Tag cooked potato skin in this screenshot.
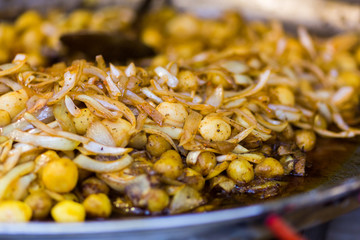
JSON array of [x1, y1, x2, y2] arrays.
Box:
[[146, 134, 172, 157], [0, 89, 28, 119], [73, 108, 98, 135], [227, 159, 254, 183], [191, 152, 217, 176], [51, 200, 85, 222], [81, 177, 110, 198], [156, 102, 188, 127], [0, 200, 32, 222], [83, 193, 112, 218], [199, 116, 231, 141], [146, 188, 169, 212], [255, 157, 284, 178], [154, 150, 183, 179], [295, 130, 316, 152], [41, 158, 78, 193], [24, 191, 53, 219], [0, 109, 11, 127]]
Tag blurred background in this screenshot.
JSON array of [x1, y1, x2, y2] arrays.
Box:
[[0, 0, 360, 239]]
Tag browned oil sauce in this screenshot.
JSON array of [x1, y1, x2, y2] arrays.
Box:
[[110, 137, 360, 217], [216, 137, 360, 209]]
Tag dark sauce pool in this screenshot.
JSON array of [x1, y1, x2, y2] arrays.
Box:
[[108, 137, 360, 219], [213, 137, 360, 210]]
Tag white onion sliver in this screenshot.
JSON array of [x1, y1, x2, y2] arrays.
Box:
[[331, 86, 354, 106], [82, 141, 132, 155], [206, 85, 223, 108], [141, 87, 163, 104], [154, 66, 179, 88], [232, 145, 249, 154], [0, 77, 22, 91], [65, 95, 81, 117], [0, 161, 34, 200], [104, 76, 121, 97], [125, 63, 136, 77], [186, 151, 202, 165], [143, 124, 183, 140], [9, 129, 79, 151], [48, 71, 77, 104], [74, 154, 133, 173]]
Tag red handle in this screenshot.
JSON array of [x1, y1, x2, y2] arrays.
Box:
[[265, 214, 307, 240]]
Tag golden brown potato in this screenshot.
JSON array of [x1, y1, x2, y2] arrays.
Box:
[[146, 134, 172, 157], [227, 159, 254, 183], [154, 150, 183, 179], [255, 157, 284, 178], [41, 158, 78, 193], [51, 200, 85, 222], [24, 191, 53, 220], [83, 193, 112, 218], [0, 89, 28, 119], [191, 152, 217, 176]]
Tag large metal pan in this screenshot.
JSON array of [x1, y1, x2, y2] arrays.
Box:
[[0, 1, 360, 239], [0, 142, 359, 240]]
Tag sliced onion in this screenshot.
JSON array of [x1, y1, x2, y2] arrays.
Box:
[[238, 153, 264, 164], [154, 66, 179, 88], [3, 148, 21, 172], [314, 128, 355, 138], [104, 75, 121, 97], [216, 153, 237, 162], [141, 87, 163, 104], [224, 69, 271, 102], [220, 60, 249, 74], [0, 77, 22, 91], [143, 124, 183, 140], [0, 107, 54, 136], [186, 151, 202, 165], [0, 161, 34, 200], [228, 126, 255, 144], [48, 71, 77, 104], [125, 63, 136, 77], [169, 185, 203, 214], [23, 112, 88, 143], [10, 173, 36, 200], [86, 121, 116, 146], [9, 129, 79, 151], [232, 144, 249, 154], [64, 95, 81, 117], [179, 110, 202, 146], [0, 54, 27, 77], [4, 143, 39, 172], [0, 140, 13, 163], [274, 109, 301, 122], [110, 63, 122, 80], [94, 95, 136, 127], [143, 127, 179, 151], [97, 171, 135, 193], [206, 161, 229, 180], [74, 94, 117, 119], [74, 154, 132, 173], [175, 97, 216, 113], [331, 86, 354, 107], [126, 90, 164, 126], [206, 85, 223, 108], [82, 141, 132, 156], [298, 26, 316, 59], [332, 111, 350, 131], [251, 129, 273, 141], [224, 98, 247, 109], [83, 65, 107, 80], [256, 114, 288, 132]]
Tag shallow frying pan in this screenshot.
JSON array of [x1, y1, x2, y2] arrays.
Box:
[[0, 0, 360, 239]]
